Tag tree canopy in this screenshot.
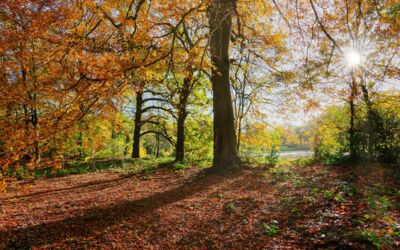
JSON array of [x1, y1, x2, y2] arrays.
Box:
[[1, 0, 399, 188]]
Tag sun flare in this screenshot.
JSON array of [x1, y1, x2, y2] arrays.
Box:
[[345, 49, 362, 68]]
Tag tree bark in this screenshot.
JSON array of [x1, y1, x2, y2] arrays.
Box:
[[360, 82, 375, 161], [236, 120, 242, 152], [349, 77, 357, 160], [175, 77, 191, 162], [77, 120, 84, 159], [155, 132, 160, 158], [31, 103, 40, 162], [124, 134, 130, 157], [208, 0, 240, 171], [175, 114, 186, 162], [132, 91, 143, 158]]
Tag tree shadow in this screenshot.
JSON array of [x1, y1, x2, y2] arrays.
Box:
[[2, 173, 137, 201], [4, 164, 389, 249], [1, 168, 245, 249], [2, 158, 175, 201]]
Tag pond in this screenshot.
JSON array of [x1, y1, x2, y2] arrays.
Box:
[[277, 150, 314, 159], [241, 150, 314, 159]]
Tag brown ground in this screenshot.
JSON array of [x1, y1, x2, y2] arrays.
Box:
[[0, 163, 399, 249]]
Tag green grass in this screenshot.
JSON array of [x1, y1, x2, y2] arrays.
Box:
[[262, 221, 280, 237], [224, 202, 236, 212]]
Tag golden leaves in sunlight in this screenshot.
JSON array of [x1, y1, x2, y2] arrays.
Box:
[[1, 0, 399, 192]]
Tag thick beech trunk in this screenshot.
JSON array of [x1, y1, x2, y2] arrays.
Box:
[[132, 91, 143, 158], [208, 0, 240, 171]]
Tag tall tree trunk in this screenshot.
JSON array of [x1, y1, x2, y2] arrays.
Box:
[[175, 114, 186, 162], [236, 120, 242, 152], [175, 77, 191, 162], [208, 0, 240, 171], [31, 104, 40, 162], [360, 83, 375, 161], [124, 134, 130, 157], [77, 120, 84, 160], [349, 78, 357, 160], [235, 88, 247, 153], [132, 91, 143, 158], [155, 132, 160, 158]]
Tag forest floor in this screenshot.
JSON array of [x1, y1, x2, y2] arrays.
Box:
[[1, 160, 399, 249]]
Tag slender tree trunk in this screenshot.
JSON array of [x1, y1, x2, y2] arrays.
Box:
[[155, 132, 160, 158], [31, 105, 40, 162], [208, 0, 240, 171], [175, 114, 186, 162], [175, 77, 191, 162], [236, 123, 242, 152], [132, 91, 143, 158], [124, 134, 130, 157], [236, 118, 242, 152], [77, 120, 84, 159], [236, 88, 247, 153], [110, 123, 117, 156], [349, 78, 357, 160], [360, 83, 375, 161]]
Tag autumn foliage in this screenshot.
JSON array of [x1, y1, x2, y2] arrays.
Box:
[[1, 0, 400, 248]]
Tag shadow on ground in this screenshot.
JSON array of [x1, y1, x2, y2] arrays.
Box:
[[1, 168, 246, 249]]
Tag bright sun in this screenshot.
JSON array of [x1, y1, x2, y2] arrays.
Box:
[[345, 50, 362, 67]]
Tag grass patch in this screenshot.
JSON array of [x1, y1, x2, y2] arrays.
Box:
[[262, 221, 279, 237], [266, 165, 294, 183], [173, 162, 192, 172], [224, 202, 236, 212]]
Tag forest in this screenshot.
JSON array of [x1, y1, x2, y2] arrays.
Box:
[[0, 0, 400, 249]]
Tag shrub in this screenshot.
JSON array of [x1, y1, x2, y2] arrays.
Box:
[[310, 106, 349, 164], [356, 230, 382, 249]]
